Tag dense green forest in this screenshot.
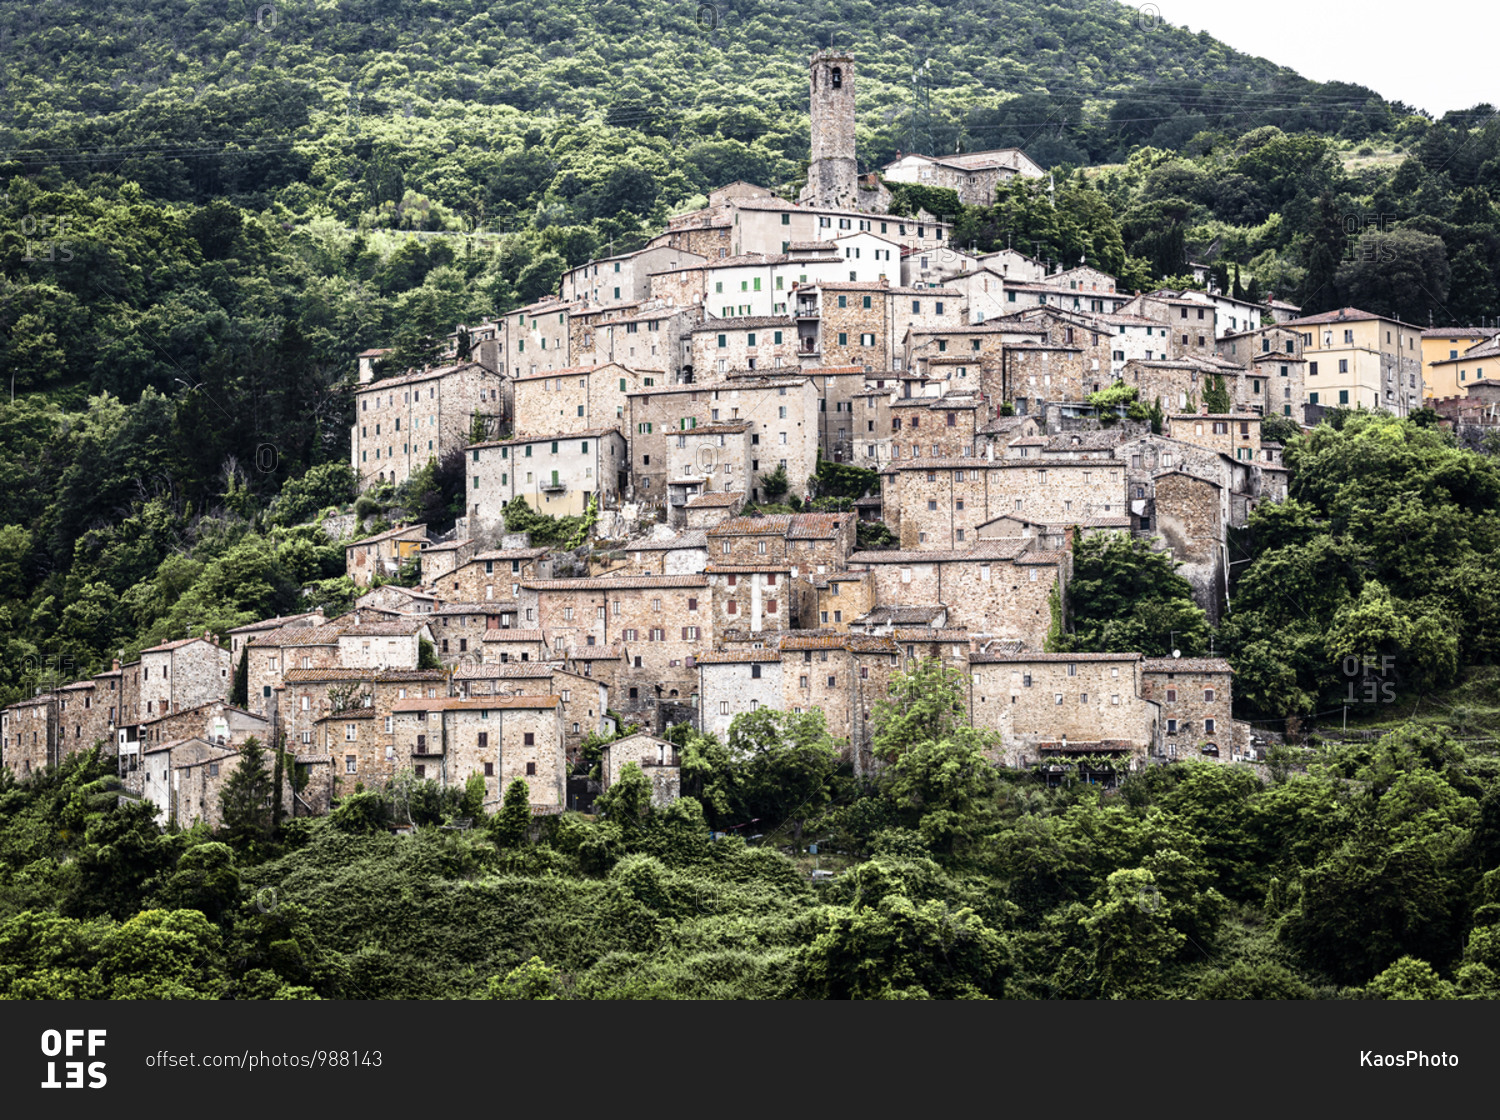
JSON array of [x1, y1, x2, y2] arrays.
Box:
[[4, 660, 1498, 999]]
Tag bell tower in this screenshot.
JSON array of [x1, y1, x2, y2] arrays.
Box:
[[801, 49, 858, 210]]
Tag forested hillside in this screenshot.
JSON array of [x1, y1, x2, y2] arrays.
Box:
[[2, 0, 1500, 703]]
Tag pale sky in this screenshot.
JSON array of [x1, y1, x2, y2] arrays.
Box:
[[1139, 0, 1493, 116]]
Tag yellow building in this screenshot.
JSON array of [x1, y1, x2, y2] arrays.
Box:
[[1421, 328, 1500, 398], [1280, 307, 1424, 415]]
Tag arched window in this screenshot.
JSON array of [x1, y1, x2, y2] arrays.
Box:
[[831, 67, 842, 89]]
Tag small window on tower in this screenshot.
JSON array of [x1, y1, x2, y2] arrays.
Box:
[[831, 67, 842, 89]]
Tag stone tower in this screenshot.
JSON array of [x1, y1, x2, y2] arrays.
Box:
[[801, 49, 858, 210]]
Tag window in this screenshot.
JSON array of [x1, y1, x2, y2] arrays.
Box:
[[751, 663, 762, 679], [1204, 688, 1215, 702], [1167, 719, 1178, 734], [346, 755, 357, 774], [1204, 718, 1216, 733], [345, 723, 358, 741]]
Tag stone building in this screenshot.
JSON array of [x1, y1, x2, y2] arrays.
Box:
[[510, 363, 642, 438], [600, 731, 682, 806], [468, 428, 627, 526], [525, 574, 711, 713], [141, 738, 297, 831], [627, 377, 820, 503], [437, 548, 552, 602], [1216, 324, 1308, 418], [665, 421, 753, 513], [1163, 412, 1262, 463], [139, 634, 233, 723], [560, 246, 708, 306], [345, 523, 429, 587], [682, 490, 746, 530], [501, 296, 578, 379], [846, 542, 1063, 646], [1, 694, 55, 778], [352, 361, 503, 491], [139, 700, 270, 753], [706, 563, 798, 638], [390, 696, 565, 811], [418, 538, 475, 585], [690, 317, 802, 379], [613, 530, 710, 576], [883, 459, 1127, 550], [778, 634, 902, 768], [452, 662, 607, 761], [796, 281, 965, 372], [968, 652, 1160, 773], [479, 629, 554, 665], [696, 651, 784, 740], [880, 148, 1044, 206], [1141, 658, 1237, 761], [335, 617, 434, 671]]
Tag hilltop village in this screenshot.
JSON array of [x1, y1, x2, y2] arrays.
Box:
[[3, 51, 1467, 827]]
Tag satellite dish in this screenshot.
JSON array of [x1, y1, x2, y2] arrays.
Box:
[[1172, 649, 1181, 658]]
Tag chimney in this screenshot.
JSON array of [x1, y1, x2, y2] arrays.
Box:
[[113, 659, 120, 671]]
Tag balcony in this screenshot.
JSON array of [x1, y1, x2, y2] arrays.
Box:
[[540, 480, 567, 492], [638, 752, 681, 768], [795, 304, 820, 320]]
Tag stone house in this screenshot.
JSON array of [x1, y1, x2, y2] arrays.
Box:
[[352, 361, 504, 491], [55, 678, 115, 763], [501, 296, 578, 379], [1163, 412, 1262, 464], [665, 421, 753, 513], [690, 317, 802, 379], [526, 574, 710, 713], [415, 539, 474, 588], [706, 563, 798, 638], [846, 542, 1063, 646], [696, 651, 784, 740], [480, 629, 553, 665], [334, 617, 434, 670], [141, 738, 237, 830], [627, 377, 820, 503], [226, 612, 323, 662], [682, 490, 746, 530], [796, 282, 964, 372], [1216, 325, 1308, 418], [778, 634, 902, 768], [278, 667, 447, 759], [1, 694, 55, 778], [453, 663, 606, 761], [345, 523, 429, 588], [880, 148, 1044, 205], [560, 246, 708, 306], [968, 652, 1160, 773], [511, 363, 643, 439], [468, 428, 627, 527], [1141, 658, 1238, 761], [575, 304, 702, 380], [139, 634, 233, 724], [613, 530, 709, 576], [883, 459, 1127, 550], [139, 700, 270, 754], [811, 569, 874, 631], [248, 621, 353, 718], [390, 696, 565, 811], [437, 549, 552, 603], [600, 731, 682, 807], [1118, 292, 1220, 357]]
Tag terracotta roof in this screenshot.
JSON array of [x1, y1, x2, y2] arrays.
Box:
[[705, 563, 792, 574], [277, 624, 354, 648], [227, 612, 323, 634], [523, 575, 707, 591], [685, 491, 747, 508], [855, 605, 947, 625], [281, 668, 448, 683], [142, 636, 220, 653], [566, 650, 621, 660], [480, 630, 549, 642], [787, 513, 853, 538], [469, 548, 551, 562], [339, 619, 431, 637], [1045, 431, 1123, 451], [893, 628, 972, 642], [1141, 658, 1234, 673], [469, 428, 621, 449], [1423, 327, 1500, 339], [695, 650, 782, 664], [453, 663, 579, 680], [707, 515, 793, 536], [391, 696, 559, 713], [970, 652, 1142, 664], [624, 530, 708, 551], [355, 361, 490, 393], [1278, 306, 1423, 330], [690, 316, 797, 331], [780, 634, 854, 651], [848, 542, 1029, 563], [346, 524, 428, 549]]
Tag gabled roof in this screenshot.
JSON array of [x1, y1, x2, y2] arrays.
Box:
[[346, 523, 428, 549]]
